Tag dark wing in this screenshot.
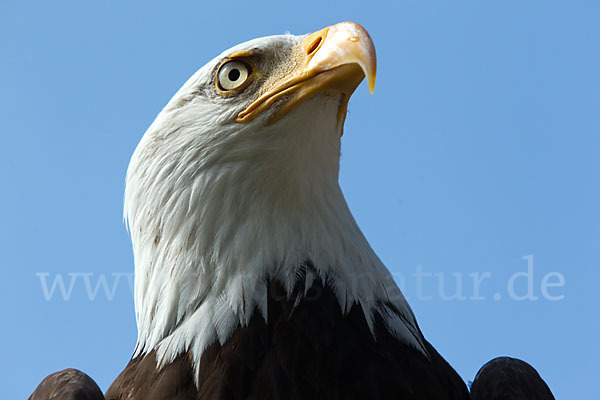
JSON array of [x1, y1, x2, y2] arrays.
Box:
[[470, 356, 555, 400], [29, 368, 105, 400]]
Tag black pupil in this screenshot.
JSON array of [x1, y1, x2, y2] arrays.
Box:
[[228, 68, 241, 81]]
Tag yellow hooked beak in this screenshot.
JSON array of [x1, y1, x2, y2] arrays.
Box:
[[235, 21, 377, 126]]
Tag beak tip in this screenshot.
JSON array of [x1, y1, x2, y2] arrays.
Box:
[[367, 75, 376, 94]]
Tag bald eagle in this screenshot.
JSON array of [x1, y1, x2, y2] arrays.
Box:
[[30, 22, 554, 400]]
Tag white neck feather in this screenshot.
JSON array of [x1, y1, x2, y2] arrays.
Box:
[[124, 94, 426, 380]]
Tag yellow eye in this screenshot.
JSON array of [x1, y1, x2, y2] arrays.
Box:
[[217, 60, 251, 91]]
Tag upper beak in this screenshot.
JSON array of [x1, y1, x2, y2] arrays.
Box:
[[236, 21, 377, 124]]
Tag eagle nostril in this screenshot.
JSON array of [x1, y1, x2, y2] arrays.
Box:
[[307, 36, 322, 56]]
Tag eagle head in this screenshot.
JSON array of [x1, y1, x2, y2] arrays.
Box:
[[124, 22, 423, 373]]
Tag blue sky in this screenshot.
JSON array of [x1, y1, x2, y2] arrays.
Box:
[[1, 1, 598, 398]]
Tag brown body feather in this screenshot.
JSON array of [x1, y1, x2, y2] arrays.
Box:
[[105, 276, 469, 400]]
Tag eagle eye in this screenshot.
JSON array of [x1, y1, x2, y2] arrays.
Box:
[[217, 60, 251, 92]]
